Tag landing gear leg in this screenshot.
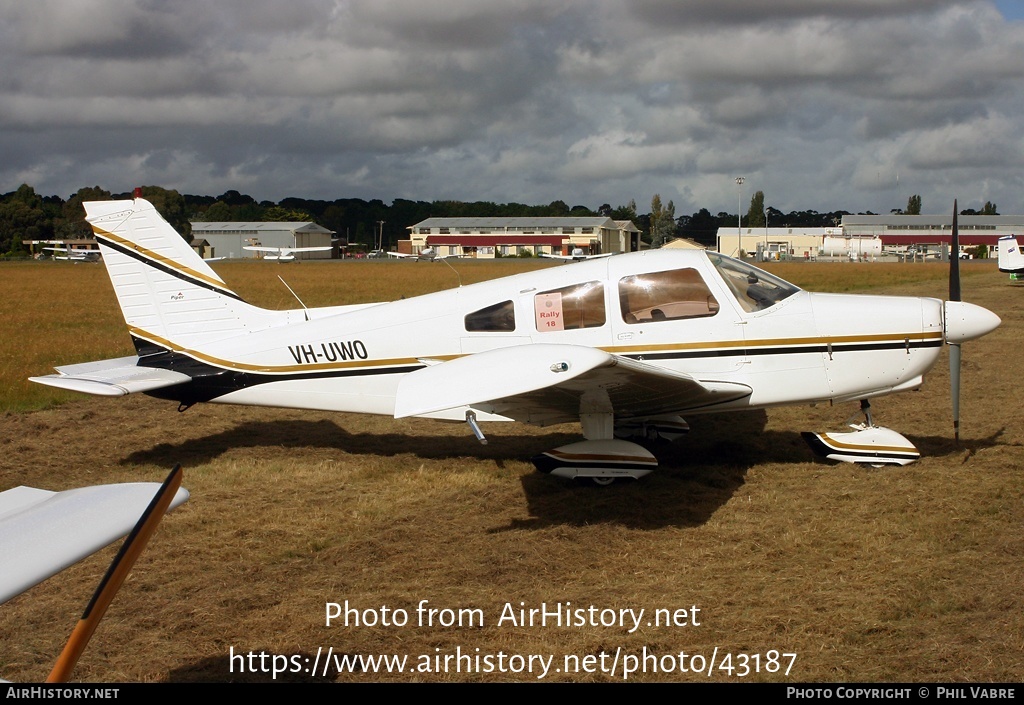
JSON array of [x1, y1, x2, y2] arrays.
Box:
[[846, 399, 874, 428]]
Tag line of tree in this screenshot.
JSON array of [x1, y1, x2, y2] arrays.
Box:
[[0, 183, 1003, 257], [891, 194, 999, 217]]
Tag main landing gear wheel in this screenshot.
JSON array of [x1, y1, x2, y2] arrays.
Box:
[[532, 439, 657, 483]]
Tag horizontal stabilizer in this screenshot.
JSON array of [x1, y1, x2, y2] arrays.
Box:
[[0, 481, 189, 604], [29, 356, 191, 397]]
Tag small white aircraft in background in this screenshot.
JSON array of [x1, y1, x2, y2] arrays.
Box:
[[43, 246, 101, 262], [31, 197, 999, 483], [997, 235, 1024, 282], [387, 246, 465, 261], [1, 466, 187, 681], [542, 247, 615, 262], [243, 244, 333, 262]]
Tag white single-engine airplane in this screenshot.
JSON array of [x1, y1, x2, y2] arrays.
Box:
[[31, 197, 1000, 483], [542, 247, 615, 262], [387, 246, 464, 262], [997, 235, 1024, 281], [243, 244, 333, 262], [43, 246, 101, 262]]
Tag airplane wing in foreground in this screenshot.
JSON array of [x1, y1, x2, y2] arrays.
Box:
[[394, 343, 752, 426], [0, 472, 189, 605]]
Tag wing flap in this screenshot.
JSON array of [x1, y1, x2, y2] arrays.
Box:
[[0, 482, 189, 604], [395, 344, 752, 425], [29, 356, 191, 397]]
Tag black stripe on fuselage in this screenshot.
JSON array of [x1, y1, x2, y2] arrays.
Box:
[[624, 338, 942, 361], [136, 337, 940, 405], [96, 235, 243, 301], [136, 347, 423, 404]]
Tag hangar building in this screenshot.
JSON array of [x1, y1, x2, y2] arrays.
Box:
[[190, 221, 335, 260]]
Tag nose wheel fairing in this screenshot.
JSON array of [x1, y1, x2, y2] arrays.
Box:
[[801, 425, 920, 466]]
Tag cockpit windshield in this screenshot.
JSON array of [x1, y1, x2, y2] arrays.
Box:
[[706, 252, 801, 312]]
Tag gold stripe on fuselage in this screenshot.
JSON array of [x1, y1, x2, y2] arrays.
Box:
[[131, 326, 942, 378], [130, 327, 454, 374], [604, 330, 942, 356]]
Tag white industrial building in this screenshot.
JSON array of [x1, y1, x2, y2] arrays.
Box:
[[715, 212, 1024, 260], [840, 214, 1020, 257], [716, 227, 843, 261]]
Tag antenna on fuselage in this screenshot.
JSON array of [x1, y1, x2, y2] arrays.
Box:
[[278, 275, 311, 321], [441, 257, 463, 287]]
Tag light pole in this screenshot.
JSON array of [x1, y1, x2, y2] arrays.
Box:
[[735, 177, 745, 257], [764, 207, 769, 261]]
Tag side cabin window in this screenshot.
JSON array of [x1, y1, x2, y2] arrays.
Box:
[[619, 269, 719, 324], [465, 300, 516, 332], [535, 282, 605, 332]]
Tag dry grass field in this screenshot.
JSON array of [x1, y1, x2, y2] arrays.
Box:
[[0, 258, 1020, 683]]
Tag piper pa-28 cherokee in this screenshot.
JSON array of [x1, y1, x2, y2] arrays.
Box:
[[31, 196, 1000, 483]]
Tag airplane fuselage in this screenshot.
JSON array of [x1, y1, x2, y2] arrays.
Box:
[[166, 249, 944, 420]]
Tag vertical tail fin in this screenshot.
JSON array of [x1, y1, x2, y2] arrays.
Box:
[[87, 198, 289, 352], [997, 235, 1024, 274]]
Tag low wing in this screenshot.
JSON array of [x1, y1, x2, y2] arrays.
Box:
[[395, 343, 751, 425], [0, 477, 189, 604], [386, 251, 416, 259], [29, 356, 191, 397], [44, 247, 99, 261], [541, 252, 616, 261], [244, 245, 330, 256]]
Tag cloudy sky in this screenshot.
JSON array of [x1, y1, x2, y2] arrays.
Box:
[[2, 0, 1023, 216]]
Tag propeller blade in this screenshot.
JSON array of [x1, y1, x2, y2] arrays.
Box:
[[949, 343, 961, 443], [46, 465, 184, 683], [950, 200, 961, 302], [949, 200, 961, 442]]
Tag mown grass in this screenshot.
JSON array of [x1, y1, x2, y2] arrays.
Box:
[[0, 258, 1019, 682]]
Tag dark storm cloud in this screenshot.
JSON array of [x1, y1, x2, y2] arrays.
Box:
[[0, 0, 1022, 215]]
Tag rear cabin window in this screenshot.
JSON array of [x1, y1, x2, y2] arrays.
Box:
[[618, 269, 719, 324], [465, 300, 516, 332], [535, 282, 605, 331]]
